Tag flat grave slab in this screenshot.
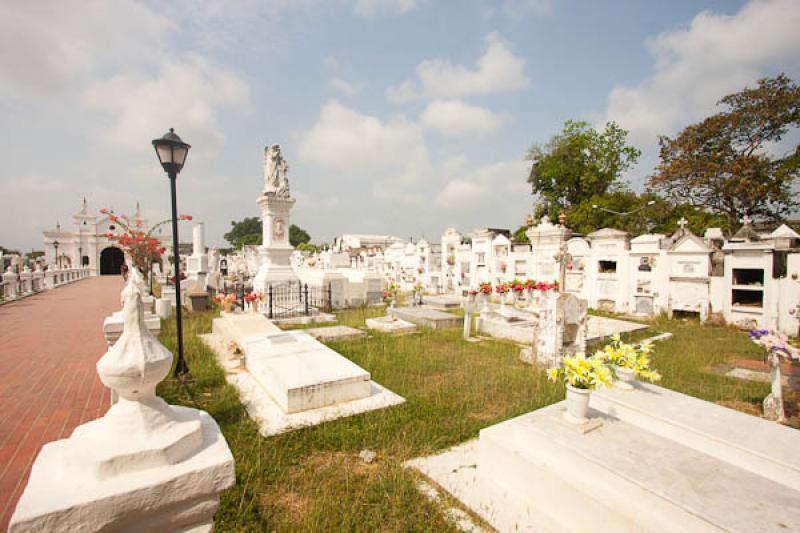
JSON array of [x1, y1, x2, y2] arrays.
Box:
[[586, 315, 647, 342], [200, 333, 404, 436], [409, 384, 800, 532], [212, 311, 282, 348], [421, 295, 462, 311], [245, 330, 370, 413], [365, 315, 417, 335], [305, 325, 367, 342], [388, 306, 461, 330]]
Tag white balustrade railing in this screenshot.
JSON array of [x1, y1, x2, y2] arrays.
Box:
[[0, 266, 91, 303]]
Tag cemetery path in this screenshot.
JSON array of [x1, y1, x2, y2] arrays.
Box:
[[0, 276, 122, 531]]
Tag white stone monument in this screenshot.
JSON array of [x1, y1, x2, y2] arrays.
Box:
[[253, 144, 299, 293], [186, 222, 209, 288], [9, 280, 235, 532]]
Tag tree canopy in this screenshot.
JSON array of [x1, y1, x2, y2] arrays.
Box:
[[563, 192, 726, 237], [223, 217, 312, 249], [527, 120, 641, 217], [289, 224, 311, 247], [649, 74, 800, 232], [223, 217, 262, 249]]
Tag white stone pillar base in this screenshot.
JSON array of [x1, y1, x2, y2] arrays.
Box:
[[9, 408, 234, 533]]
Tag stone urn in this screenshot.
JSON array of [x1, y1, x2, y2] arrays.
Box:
[[565, 384, 591, 424]]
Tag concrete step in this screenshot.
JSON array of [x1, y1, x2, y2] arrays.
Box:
[[590, 383, 800, 491], [478, 402, 800, 532]]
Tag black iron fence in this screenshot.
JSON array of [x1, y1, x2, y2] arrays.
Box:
[[266, 282, 333, 319]]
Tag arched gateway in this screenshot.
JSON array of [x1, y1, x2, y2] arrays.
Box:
[[99, 247, 125, 275]]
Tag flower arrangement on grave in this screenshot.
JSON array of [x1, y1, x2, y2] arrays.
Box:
[[524, 279, 536, 291], [479, 282, 492, 295], [547, 354, 615, 423], [510, 279, 526, 293], [100, 208, 192, 280], [244, 291, 262, 312], [214, 292, 237, 312], [447, 255, 455, 266], [598, 334, 661, 384], [494, 282, 509, 295], [547, 355, 614, 390], [748, 329, 800, 422], [535, 280, 559, 291], [227, 340, 242, 356]]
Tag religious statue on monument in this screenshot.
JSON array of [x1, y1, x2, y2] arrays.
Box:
[[263, 144, 291, 198]]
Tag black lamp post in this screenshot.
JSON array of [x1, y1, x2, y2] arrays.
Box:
[[152, 128, 191, 378], [53, 240, 60, 268]]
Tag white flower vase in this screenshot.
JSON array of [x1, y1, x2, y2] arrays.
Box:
[[565, 384, 591, 424], [615, 367, 636, 391]]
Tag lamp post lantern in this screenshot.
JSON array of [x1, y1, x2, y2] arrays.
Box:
[[152, 128, 191, 378], [53, 240, 60, 269]]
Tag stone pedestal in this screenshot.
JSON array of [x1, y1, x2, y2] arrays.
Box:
[[187, 223, 209, 289], [9, 279, 235, 532], [253, 195, 298, 293], [3, 267, 18, 299]]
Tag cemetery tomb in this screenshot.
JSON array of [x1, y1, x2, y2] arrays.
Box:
[[422, 294, 462, 310], [245, 330, 370, 413], [388, 306, 461, 329], [305, 325, 367, 342], [409, 383, 800, 532], [206, 312, 404, 435], [365, 315, 417, 335]]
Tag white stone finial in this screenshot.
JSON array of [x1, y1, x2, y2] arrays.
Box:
[[9, 268, 234, 532], [98, 283, 173, 401]]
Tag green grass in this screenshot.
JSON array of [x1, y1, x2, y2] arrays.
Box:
[[157, 305, 784, 531]]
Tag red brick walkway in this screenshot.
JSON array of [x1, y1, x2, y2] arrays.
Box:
[[0, 276, 122, 530]]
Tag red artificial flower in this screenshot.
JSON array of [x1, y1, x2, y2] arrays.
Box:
[[99, 208, 108, 214], [179, 214, 193, 220]]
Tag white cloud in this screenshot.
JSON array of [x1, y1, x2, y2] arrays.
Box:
[[329, 77, 363, 95], [421, 99, 505, 136], [299, 100, 433, 185], [0, 0, 171, 98], [83, 56, 250, 155], [387, 32, 529, 102], [601, 0, 800, 180], [351, 0, 420, 17], [435, 160, 529, 208]]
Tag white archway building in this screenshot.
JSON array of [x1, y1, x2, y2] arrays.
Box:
[[42, 198, 154, 276]]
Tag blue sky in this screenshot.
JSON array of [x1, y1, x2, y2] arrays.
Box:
[[1, 0, 798, 251]]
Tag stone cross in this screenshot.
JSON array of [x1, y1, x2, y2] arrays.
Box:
[[677, 217, 688, 231]]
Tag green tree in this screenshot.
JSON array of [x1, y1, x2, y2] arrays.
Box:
[[563, 192, 726, 236], [223, 217, 261, 249], [527, 120, 641, 217], [289, 224, 311, 247], [512, 226, 529, 243], [650, 74, 800, 232]]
